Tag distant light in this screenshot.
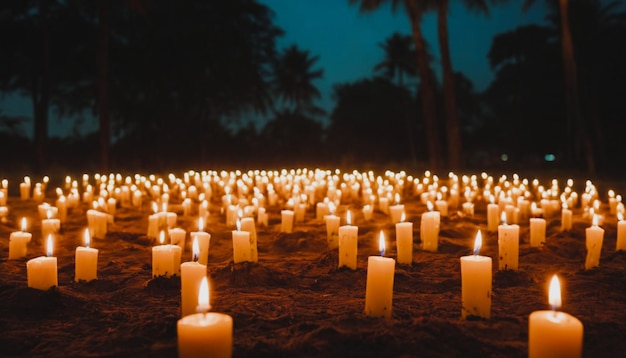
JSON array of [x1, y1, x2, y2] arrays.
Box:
[[544, 154, 556, 162], [501, 154, 509, 162]]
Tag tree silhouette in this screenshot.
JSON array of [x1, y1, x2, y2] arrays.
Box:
[[375, 33, 417, 87]]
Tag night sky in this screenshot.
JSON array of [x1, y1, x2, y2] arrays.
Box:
[[1, 1, 549, 137]]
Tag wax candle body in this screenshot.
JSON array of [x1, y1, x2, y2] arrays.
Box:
[[87, 210, 108, 239], [378, 197, 389, 214], [180, 261, 207, 317], [168, 228, 187, 252], [528, 310, 583, 358], [338, 225, 358, 269], [395, 222, 413, 264], [362, 205, 373, 221], [530, 218, 547, 247], [389, 204, 404, 224], [364, 256, 395, 318], [190, 232, 211, 265], [75, 246, 98, 282], [498, 223, 520, 270], [41, 218, 60, 239], [462, 202, 474, 217], [152, 244, 182, 277], [27, 256, 58, 290], [487, 204, 499, 232], [240, 217, 258, 262], [8, 231, 32, 260], [460, 254, 492, 319], [420, 211, 440, 252], [232, 230, 252, 264], [324, 214, 340, 249], [561, 208, 573, 231], [435, 200, 448, 217], [177, 312, 233, 358], [281, 210, 294, 233], [617, 221, 626, 251], [585, 225, 604, 270], [316, 202, 329, 220]]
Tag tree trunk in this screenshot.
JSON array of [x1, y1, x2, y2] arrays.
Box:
[[407, 0, 442, 170], [97, 0, 111, 172], [437, 0, 462, 170], [33, 0, 50, 175], [559, 0, 595, 174], [399, 72, 418, 166]]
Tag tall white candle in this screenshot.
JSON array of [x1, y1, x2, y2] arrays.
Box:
[[177, 277, 233, 358], [232, 218, 252, 264], [364, 231, 395, 318], [528, 275, 583, 358], [240, 217, 258, 262], [27, 235, 58, 290], [498, 211, 520, 270], [561, 203, 573, 231], [41, 209, 60, 240], [585, 215, 604, 270], [460, 231, 492, 319], [395, 212, 413, 265], [388, 194, 404, 224], [280, 209, 294, 233], [324, 212, 340, 250], [75, 229, 98, 282], [168, 228, 187, 253], [190, 217, 211, 265], [8, 218, 32, 260], [152, 231, 182, 277], [420, 202, 440, 252], [338, 211, 358, 269], [529, 218, 547, 248], [487, 196, 499, 232], [19, 176, 31, 200], [617, 213, 626, 251], [180, 238, 207, 317]]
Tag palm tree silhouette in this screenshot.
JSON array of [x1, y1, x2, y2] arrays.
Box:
[[375, 32, 417, 88]]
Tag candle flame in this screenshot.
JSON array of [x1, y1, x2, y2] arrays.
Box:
[[394, 193, 400, 205], [21, 217, 27, 231], [346, 210, 352, 225], [196, 276, 211, 313], [46, 208, 53, 220], [84, 228, 91, 248], [379, 230, 386, 256], [619, 212, 624, 222], [592, 214, 599, 227], [427, 201, 434, 212], [192, 236, 200, 262], [549, 274, 561, 311], [328, 202, 336, 215], [152, 202, 158, 214], [46, 235, 53, 257], [198, 217, 204, 232], [236, 216, 241, 232], [400, 211, 406, 223], [500, 211, 507, 225], [159, 230, 165, 245], [473, 230, 482, 255]]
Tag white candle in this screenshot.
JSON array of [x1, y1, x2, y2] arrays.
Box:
[[152, 231, 182, 277], [56, 196, 67, 223], [324, 213, 340, 249], [529, 218, 547, 248], [462, 202, 474, 217], [41, 209, 60, 239], [180, 238, 207, 317], [19, 176, 31, 200], [460, 231, 492, 319], [617, 213, 626, 251], [87, 209, 108, 239], [225, 204, 238, 227], [316, 202, 329, 220], [420, 203, 440, 252], [528, 275, 583, 358], [280, 209, 294, 233], [338, 211, 358, 269], [585, 215, 604, 270], [362, 204, 373, 221], [75, 229, 98, 282], [27, 235, 58, 290], [168, 228, 187, 253], [191, 217, 211, 265], [395, 212, 413, 265], [389, 194, 404, 224], [487, 197, 499, 232], [232, 218, 252, 264], [435, 198, 448, 217], [240, 217, 258, 262], [257, 207, 268, 227], [177, 277, 233, 358], [294, 203, 306, 223], [364, 231, 395, 318], [8, 218, 32, 260], [498, 211, 520, 270], [561, 204, 573, 231]]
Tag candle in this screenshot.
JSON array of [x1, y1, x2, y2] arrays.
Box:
[[617, 213, 626, 251], [395, 212, 413, 265], [257, 207, 268, 227], [528, 275, 583, 358], [585, 214, 604, 270], [498, 211, 520, 270], [168, 227, 187, 252], [561, 203, 573, 231], [280, 209, 294, 233], [240, 216, 258, 262], [378, 196, 389, 214], [20, 176, 31, 200], [177, 277, 233, 358], [389, 193, 404, 224], [27, 235, 58, 290], [87, 208, 108, 239], [462, 201, 474, 217], [191, 217, 211, 265], [435, 194, 448, 217], [75, 229, 98, 282], [232, 217, 252, 264], [324, 204, 340, 249], [420, 202, 440, 252], [362, 204, 373, 221], [364, 231, 395, 318], [226, 204, 238, 227], [316, 202, 329, 220], [529, 217, 547, 248], [8, 218, 32, 260], [41, 209, 60, 240], [180, 238, 207, 317], [152, 231, 182, 277], [460, 231, 492, 319], [338, 210, 358, 269], [487, 196, 499, 232]]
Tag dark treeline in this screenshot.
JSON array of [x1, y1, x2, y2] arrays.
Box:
[[0, 0, 625, 176]]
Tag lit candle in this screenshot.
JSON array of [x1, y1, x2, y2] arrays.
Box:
[[168, 227, 187, 253], [420, 202, 440, 252], [180, 238, 207, 317], [152, 231, 182, 277], [617, 213, 626, 251], [177, 277, 233, 358], [19, 176, 31, 200], [528, 275, 583, 358], [364, 231, 395, 318], [41, 209, 60, 240], [487, 196, 499, 232], [8, 218, 32, 260], [316, 202, 329, 220], [435, 193, 448, 217], [529, 217, 547, 248], [561, 203, 573, 231], [75, 229, 98, 282], [190, 217, 211, 265], [585, 214, 604, 270], [280, 209, 294, 233], [388, 193, 404, 224], [338, 210, 358, 269], [27, 235, 58, 290], [395, 212, 413, 265], [324, 203, 340, 249], [87, 206, 108, 239], [378, 195, 389, 214], [362, 204, 373, 221], [232, 217, 252, 264], [257, 207, 268, 227], [460, 231, 492, 319], [498, 211, 520, 270], [240, 216, 258, 262]]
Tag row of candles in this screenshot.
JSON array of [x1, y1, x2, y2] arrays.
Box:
[[6, 170, 622, 357]]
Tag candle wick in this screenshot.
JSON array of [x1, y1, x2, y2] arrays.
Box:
[[193, 253, 199, 262]]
